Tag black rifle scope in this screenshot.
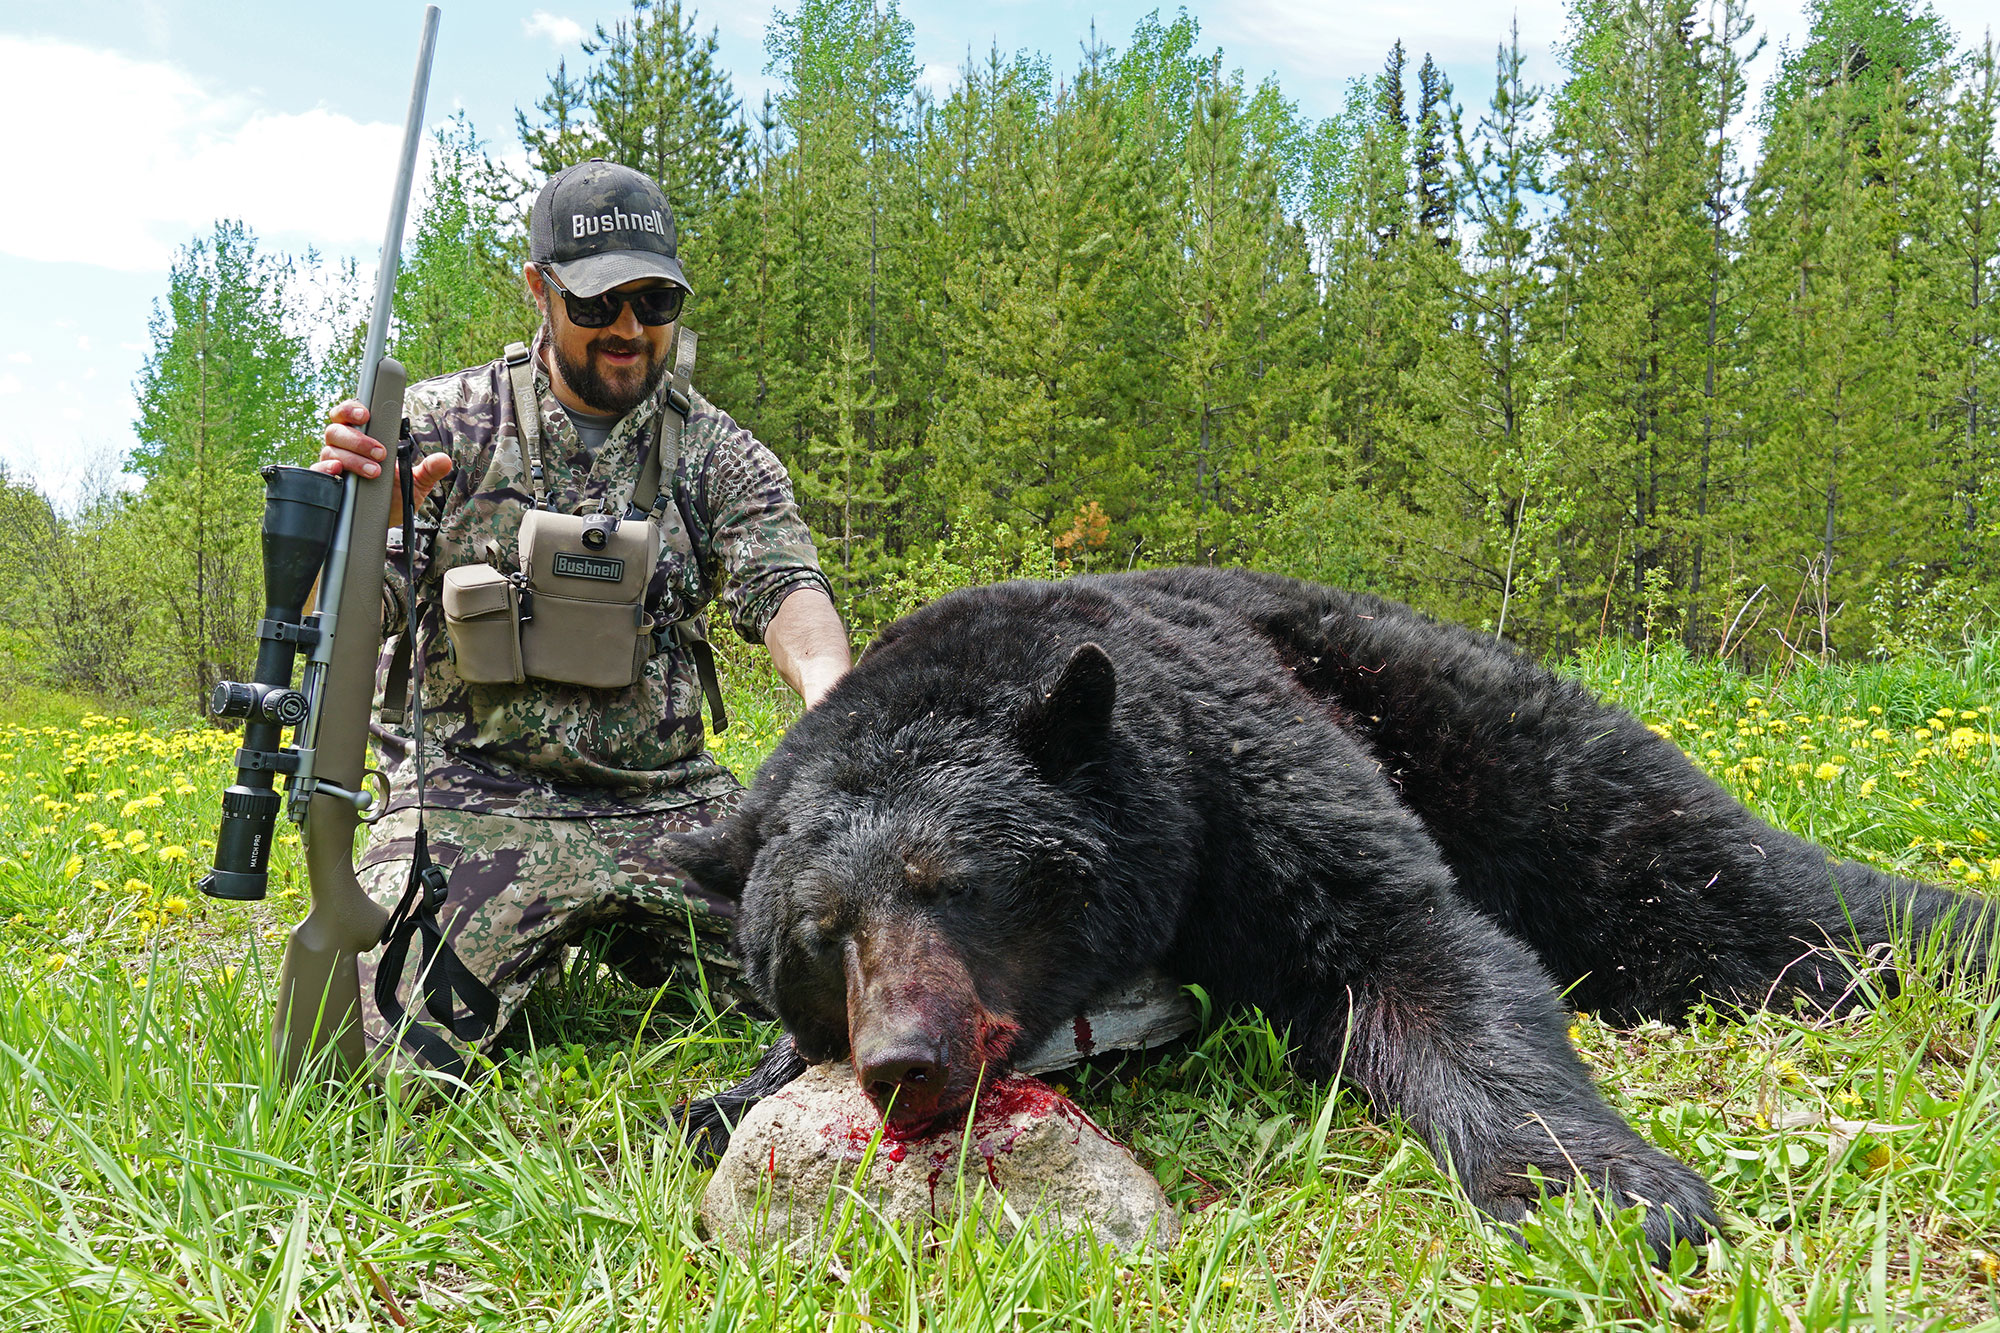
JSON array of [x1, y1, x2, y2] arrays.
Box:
[[200, 465, 344, 901]]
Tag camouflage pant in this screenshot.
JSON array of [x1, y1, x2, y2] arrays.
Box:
[[355, 793, 753, 1073]]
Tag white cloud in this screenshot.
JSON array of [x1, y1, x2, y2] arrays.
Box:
[[0, 37, 414, 272], [5, 352, 28, 364], [76, 335, 91, 351], [523, 11, 586, 46], [918, 63, 959, 98], [0, 374, 18, 396]]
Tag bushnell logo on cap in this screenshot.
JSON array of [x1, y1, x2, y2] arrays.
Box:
[[530, 159, 693, 299]]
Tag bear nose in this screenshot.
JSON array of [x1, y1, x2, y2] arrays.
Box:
[[856, 1042, 947, 1115]]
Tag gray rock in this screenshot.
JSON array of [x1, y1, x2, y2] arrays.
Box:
[[1013, 971, 1198, 1075], [701, 1063, 1179, 1254]]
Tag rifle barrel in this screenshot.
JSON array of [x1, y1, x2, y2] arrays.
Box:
[[357, 4, 441, 412]]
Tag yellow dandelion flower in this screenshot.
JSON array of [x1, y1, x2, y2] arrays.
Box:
[[1706, 748, 1725, 761], [161, 895, 190, 916], [1972, 829, 1990, 845], [1948, 857, 1968, 872], [1858, 778, 1877, 797], [123, 878, 151, 896], [63, 855, 83, 880], [220, 964, 238, 984], [132, 975, 148, 989], [1871, 728, 1892, 741], [44, 953, 68, 972], [1915, 728, 1933, 742], [1746, 697, 1764, 710], [156, 845, 187, 862]]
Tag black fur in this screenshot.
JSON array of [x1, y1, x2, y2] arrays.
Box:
[[674, 568, 1987, 1257]]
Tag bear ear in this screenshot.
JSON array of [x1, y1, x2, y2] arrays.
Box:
[[666, 813, 762, 900], [1018, 641, 1116, 780]]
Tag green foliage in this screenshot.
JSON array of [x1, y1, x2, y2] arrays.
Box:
[[126, 223, 327, 711], [392, 114, 536, 383], [13, 0, 2000, 706]]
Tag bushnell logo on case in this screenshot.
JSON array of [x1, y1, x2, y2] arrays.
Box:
[[552, 552, 625, 582]]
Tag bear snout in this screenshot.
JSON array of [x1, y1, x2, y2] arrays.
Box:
[[852, 1031, 950, 1117], [840, 917, 1003, 1124]]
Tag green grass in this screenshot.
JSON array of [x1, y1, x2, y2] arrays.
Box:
[[1, 641, 1998, 1331]]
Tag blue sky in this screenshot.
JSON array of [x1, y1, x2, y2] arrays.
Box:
[[2, 0, 1992, 502]]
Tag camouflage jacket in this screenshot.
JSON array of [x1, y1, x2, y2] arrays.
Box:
[[371, 328, 829, 818]]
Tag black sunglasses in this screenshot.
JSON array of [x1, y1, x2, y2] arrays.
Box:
[[541, 270, 686, 328]]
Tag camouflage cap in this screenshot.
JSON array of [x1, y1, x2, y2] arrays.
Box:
[[529, 159, 693, 298]]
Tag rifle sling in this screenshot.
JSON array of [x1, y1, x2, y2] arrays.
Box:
[[375, 440, 498, 1082]]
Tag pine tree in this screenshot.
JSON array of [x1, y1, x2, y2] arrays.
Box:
[[1546, 0, 1735, 644], [517, 0, 748, 250], [1413, 53, 1454, 244], [1386, 26, 1554, 632], [1935, 38, 2000, 589], [1740, 0, 1960, 653], [130, 222, 320, 708]]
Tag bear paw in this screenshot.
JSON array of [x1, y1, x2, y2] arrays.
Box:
[[1474, 1144, 1718, 1264]]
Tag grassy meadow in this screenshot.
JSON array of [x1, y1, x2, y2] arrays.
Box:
[[0, 638, 1998, 1330]]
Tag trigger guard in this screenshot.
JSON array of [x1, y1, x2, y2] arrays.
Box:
[[358, 769, 392, 825]]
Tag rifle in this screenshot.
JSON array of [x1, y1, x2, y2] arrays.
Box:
[[200, 6, 442, 1080]]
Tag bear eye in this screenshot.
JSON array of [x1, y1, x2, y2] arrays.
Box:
[[807, 914, 845, 955]]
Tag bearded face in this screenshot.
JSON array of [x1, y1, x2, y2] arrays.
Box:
[[540, 287, 673, 417]]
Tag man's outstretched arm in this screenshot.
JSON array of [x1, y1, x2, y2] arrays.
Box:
[[765, 587, 850, 710]]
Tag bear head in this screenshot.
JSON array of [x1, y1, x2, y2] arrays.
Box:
[[671, 600, 1169, 1129]]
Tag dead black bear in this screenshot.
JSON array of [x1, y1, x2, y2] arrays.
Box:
[[672, 567, 1987, 1258]]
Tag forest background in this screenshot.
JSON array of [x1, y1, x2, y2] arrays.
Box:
[[3, 0, 1997, 713]]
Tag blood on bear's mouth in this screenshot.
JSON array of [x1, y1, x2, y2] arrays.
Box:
[[851, 998, 1023, 1127], [840, 917, 1024, 1127]]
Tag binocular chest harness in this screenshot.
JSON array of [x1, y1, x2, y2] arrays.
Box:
[[373, 331, 727, 1076]]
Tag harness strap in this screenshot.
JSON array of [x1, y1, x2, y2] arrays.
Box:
[[504, 341, 547, 508], [629, 329, 727, 733], [631, 328, 697, 521]]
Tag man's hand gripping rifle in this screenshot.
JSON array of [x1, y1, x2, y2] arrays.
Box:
[[199, 6, 442, 1080]]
